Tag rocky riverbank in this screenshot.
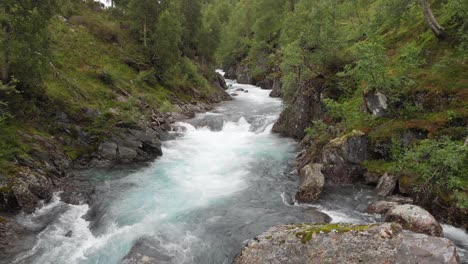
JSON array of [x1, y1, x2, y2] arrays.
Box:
[[0, 73, 231, 258]]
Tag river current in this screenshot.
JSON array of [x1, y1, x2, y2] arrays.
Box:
[[7, 78, 468, 264]]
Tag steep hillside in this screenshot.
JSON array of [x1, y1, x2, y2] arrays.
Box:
[[0, 2, 229, 214], [217, 0, 467, 227]]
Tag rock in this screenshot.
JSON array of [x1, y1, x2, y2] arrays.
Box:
[[257, 78, 274, 90], [118, 146, 138, 161], [363, 171, 381, 185], [387, 195, 414, 204], [188, 114, 224, 131], [122, 237, 174, 264], [236, 65, 253, 84], [98, 142, 118, 160], [234, 223, 459, 264], [321, 130, 369, 184], [400, 128, 428, 147], [231, 93, 239, 96], [10, 168, 53, 213], [376, 172, 398, 197], [55, 111, 70, 123], [295, 163, 325, 203], [235, 88, 245, 92], [272, 78, 325, 139], [385, 204, 443, 237], [215, 72, 228, 90], [368, 201, 399, 214], [65, 230, 73, 237], [269, 79, 282, 97], [365, 91, 388, 117]]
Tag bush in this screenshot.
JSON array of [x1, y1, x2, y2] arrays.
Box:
[[393, 137, 468, 208]]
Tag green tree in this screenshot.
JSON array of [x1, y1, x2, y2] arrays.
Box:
[[0, 0, 61, 95]]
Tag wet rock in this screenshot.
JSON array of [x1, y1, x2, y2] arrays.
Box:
[[376, 172, 398, 197], [235, 88, 245, 92], [295, 163, 324, 203], [321, 130, 369, 184], [269, 79, 282, 98], [234, 223, 459, 264], [10, 168, 53, 213], [385, 204, 443, 237], [257, 78, 274, 90], [231, 93, 239, 96], [122, 237, 174, 264], [368, 201, 399, 214], [188, 114, 224, 131], [65, 230, 73, 237], [365, 91, 388, 117]]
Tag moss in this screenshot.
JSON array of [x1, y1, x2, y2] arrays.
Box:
[[363, 160, 396, 175], [329, 130, 365, 148], [295, 224, 377, 244]]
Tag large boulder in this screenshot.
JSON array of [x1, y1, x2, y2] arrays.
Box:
[[272, 78, 325, 139], [236, 65, 253, 84], [376, 172, 398, 197], [215, 72, 228, 90], [234, 223, 459, 264], [295, 163, 325, 203], [257, 78, 274, 90], [269, 79, 282, 98], [365, 91, 388, 117], [385, 204, 444, 237], [321, 130, 370, 184]]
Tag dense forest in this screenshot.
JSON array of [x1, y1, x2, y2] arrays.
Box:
[[0, 0, 467, 263]]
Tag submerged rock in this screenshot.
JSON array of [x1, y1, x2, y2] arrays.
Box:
[[122, 237, 174, 264], [295, 163, 324, 203], [234, 223, 460, 264], [385, 204, 443, 237]]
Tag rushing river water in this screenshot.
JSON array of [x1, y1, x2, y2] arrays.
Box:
[[8, 79, 468, 264]]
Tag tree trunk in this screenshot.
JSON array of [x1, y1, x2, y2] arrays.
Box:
[[420, 0, 445, 39]]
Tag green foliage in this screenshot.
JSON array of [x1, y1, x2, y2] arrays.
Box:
[[152, 9, 182, 80], [393, 138, 468, 208]]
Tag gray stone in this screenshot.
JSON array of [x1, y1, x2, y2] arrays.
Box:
[[385, 204, 443, 237], [321, 130, 369, 184], [365, 91, 388, 117], [269, 79, 282, 98], [376, 172, 398, 197], [257, 78, 274, 90], [118, 146, 138, 161], [98, 142, 118, 160], [368, 201, 399, 214], [295, 163, 325, 203], [234, 223, 459, 264]]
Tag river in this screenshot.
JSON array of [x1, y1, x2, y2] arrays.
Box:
[[7, 79, 468, 264]]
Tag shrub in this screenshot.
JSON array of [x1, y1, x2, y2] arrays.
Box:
[[69, 16, 121, 43], [393, 137, 468, 208]]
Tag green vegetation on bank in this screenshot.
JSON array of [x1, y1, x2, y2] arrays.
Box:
[[0, 0, 227, 174], [216, 0, 467, 209]]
